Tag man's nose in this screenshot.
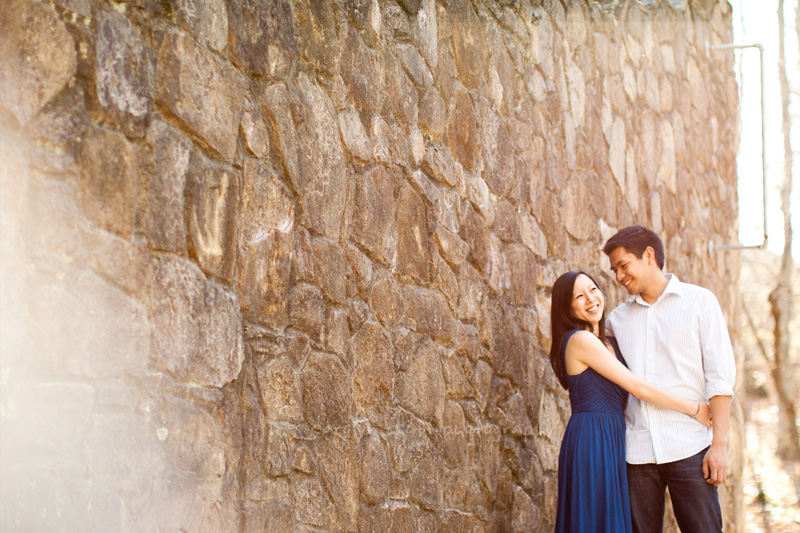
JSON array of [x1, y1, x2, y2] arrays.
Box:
[[616, 270, 624, 283]]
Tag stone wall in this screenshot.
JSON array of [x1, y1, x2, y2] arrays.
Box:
[[0, 0, 743, 531]]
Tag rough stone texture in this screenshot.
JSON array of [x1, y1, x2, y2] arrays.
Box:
[[0, 1, 743, 532], [151, 256, 244, 387], [157, 30, 245, 160], [0, 0, 77, 126]]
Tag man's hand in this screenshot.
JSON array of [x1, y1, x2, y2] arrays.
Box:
[[703, 395, 732, 486], [702, 443, 729, 485]]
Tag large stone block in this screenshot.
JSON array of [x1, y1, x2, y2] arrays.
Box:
[[157, 30, 245, 160], [257, 356, 302, 423], [487, 303, 528, 387], [185, 152, 239, 281], [78, 125, 139, 238], [478, 98, 515, 198], [341, 28, 383, 113], [349, 166, 397, 264], [508, 246, 538, 308], [316, 434, 358, 531], [288, 283, 325, 339], [0, 0, 76, 126], [301, 351, 352, 432], [397, 338, 446, 426], [151, 255, 244, 387], [141, 120, 192, 253], [239, 231, 292, 330], [170, 0, 228, 52], [360, 432, 391, 505], [447, 86, 478, 170], [93, 9, 149, 136], [351, 320, 395, 427], [294, 0, 341, 76], [403, 286, 454, 343], [311, 238, 349, 304], [294, 73, 348, 239], [228, 0, 295, 77], [160, 395, 225, 480], [449, 0, 485, 91], [395, 182, 432, 283]]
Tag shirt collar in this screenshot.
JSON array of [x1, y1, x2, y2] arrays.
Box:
[[632, 273, 682, 306]]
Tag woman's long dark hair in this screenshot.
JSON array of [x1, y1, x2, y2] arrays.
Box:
[[548, 270, 607, 390]]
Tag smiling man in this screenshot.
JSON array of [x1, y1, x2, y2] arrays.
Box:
[[602, 225, 736, 533]]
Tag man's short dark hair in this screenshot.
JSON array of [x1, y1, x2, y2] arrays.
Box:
[[602, 225, 665, 270]]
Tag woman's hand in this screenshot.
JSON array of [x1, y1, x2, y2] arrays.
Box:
[[694, 403, 713, 428]]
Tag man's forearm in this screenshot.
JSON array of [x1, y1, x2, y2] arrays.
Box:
[[709, 395, 731, 446]]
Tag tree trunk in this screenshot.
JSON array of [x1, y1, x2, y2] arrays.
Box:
[[772, 0, 800, 462]]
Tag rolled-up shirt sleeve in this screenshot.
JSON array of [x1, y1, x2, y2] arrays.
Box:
[[698, 291, 736, 400]]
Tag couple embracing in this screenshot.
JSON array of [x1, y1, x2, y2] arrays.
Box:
[[549, 226, 735, 533]]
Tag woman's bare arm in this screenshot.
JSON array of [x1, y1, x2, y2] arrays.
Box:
[[565, 331, 712, 427]]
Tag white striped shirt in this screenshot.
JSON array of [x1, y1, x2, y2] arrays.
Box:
[[606, 274, 736, 464]]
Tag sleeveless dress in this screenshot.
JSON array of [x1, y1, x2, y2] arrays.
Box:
[[555, 329, 632, 533]]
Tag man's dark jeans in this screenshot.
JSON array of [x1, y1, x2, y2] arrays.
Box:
[[627, 447, 723, 533]]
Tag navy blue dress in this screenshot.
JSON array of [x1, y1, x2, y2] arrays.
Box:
[[555, 329, 632, 533]]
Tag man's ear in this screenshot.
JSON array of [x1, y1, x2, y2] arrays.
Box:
[[644, 246, 656, 265]]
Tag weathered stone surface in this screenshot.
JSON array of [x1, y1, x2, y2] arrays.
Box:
[[141, 121, 192, 252], [537, 393, 565, 472], [262, 82, 302, 187], [403, 286, 454, 343], [185, 152, 239, 281], [93, 9, 149, 135], [78, 125, 138, 238], [447, 86, 478, 170], [350, 166, 397, 263], [289, 283, 325, 339], [161, 395, 225, 479], [360, 432, 391, 505], [170, 0, 228, 52], [395, 183, 431, 283], [311, 238, 349, 304], [563, 178, 595, 240], [461, 203, 491, 274], [228, 0, 296, 77], [478, 98, 515, 198], [294, 73, 348, 238], [239, 231, 292, 330], [151, 256, 244, 387], [442, 400, 468, 467], [409, 454, 443, 511], [368, 270, 404, 329], [257, 356, 302, 422], [294, 0, 341, 76], [487, 304, 528, 387], [397, 338, 446, 426], [422, 143, 459, 187], [508, 246, 537, 308], [386, 48, 419, 127], [0, 0, 77, 126], [294, 477, 333, 528], [301, 351, 352, 432], [338, 105, 373, 161], [456, 262, 484, 321], [351, 320, 395, 426], [418, 86, 447, 139], [157, 30, 245, 160], [240, 98, 270, 158], [316, 434, 358, 531], [450, 0, 485, 91], [340, 28, 383, 113], [511, 486, 539, 532]]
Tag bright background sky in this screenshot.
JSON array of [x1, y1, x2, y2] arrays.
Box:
[[732, 0, 799, 260]]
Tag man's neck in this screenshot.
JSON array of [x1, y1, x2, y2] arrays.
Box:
[[639, 272, 669, 304]]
